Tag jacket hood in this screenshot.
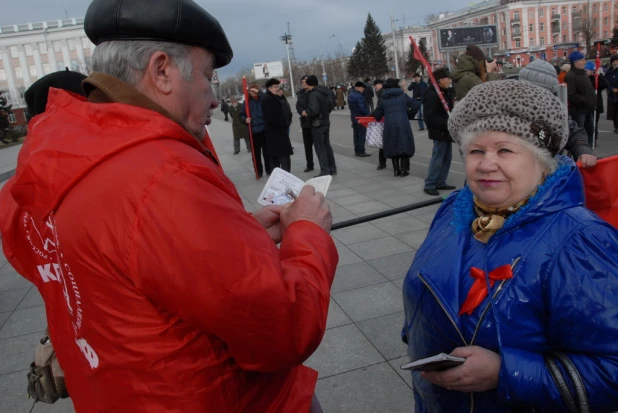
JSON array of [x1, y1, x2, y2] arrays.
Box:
[[382, 88, 404, 98], [312, 85, 331, 97], [452, 156, 584, 235], [450, 54, 480, 80], [9, 88, 208, 220]]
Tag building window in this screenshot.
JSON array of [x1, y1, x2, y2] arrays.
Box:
[[42, 63, 50, 74], [530, 38, 534, 45], [563, 21, 567, 29], [562, 6, 566, 15], [593, 3, 597, 12], [604, 17, 609, 26], [0, 69, 5, 81], [515, 40, 521, 48], [53, 42, 62, 52], [503, 41, 507, 49], [514, 11, 519, 20], [39, 43, 47, 54], [529, 10, 534, 18], [503, 28, 507, 36], [604, 3, 608, 11], [553, 35, 559, 44], [501, 13, 505, 22], [551, 8, 555, 14], [25, 44, 33, 56], [593, 18, 597, 26], [8, 113, 16, 123], [529, 24, 533, 32], [540, 8, 544, 17], [563, 35, 567, 42], [15, 67, 23, 79], [68, 39, 76, 51], [10, 46, 18, 58], [540, 23, 544, 31], [540, 37, 545, 45], [29, 65, 36, 76], [492, 15, 496, 24]]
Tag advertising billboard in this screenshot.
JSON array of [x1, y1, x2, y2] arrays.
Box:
[[253, 61, 284, 80], [438, 25, 497, 49]]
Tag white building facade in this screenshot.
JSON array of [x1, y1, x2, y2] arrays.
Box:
[[383, 26, 434, 75], [0, 17, 94, 114]]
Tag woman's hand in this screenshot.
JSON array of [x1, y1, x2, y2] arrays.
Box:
[[421, 346, 501, 393]]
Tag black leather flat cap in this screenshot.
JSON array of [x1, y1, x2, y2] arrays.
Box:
[[84, 0, 233, 68]]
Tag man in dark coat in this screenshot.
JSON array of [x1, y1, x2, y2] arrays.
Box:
[[373, 80, 387, 170], [422, 68, 456, 196], [296, 75, 314, 173], [348, 81, 371, 157], [565, 51, 596, 144], [276, 87, 293, 135], [373, 78, 419, 177], [407, 73, 428, 131], [262, 78, 293, 173], [303, 75, 337, 177], [220, 99, 229, 121], [240, 83, 267, 177], [605, 56, 618, 133], [363, 77, 375, 112], [228, 96, 250, 154]]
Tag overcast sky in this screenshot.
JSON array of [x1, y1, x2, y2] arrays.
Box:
[[1, 0, 458, 79]]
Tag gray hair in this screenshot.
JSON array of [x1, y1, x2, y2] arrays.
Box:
[[92, 40, 193, 86], [460, 131, 558, 174]]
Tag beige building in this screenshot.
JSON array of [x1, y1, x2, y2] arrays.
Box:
[[0, 17, 94, 115]]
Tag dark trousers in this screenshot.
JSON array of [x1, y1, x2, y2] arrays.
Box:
[[251, 132, 267, 176], [267, 155, 291, 173], [233, 136, 250, 153], [378, 149, 387, 167], [302, 127, 314, 169], [312, 125, 337, 175], [424, 140, 453, 190], [367, 99, 374, 113], [570, 109, 595, 146], [352, 122, 367, 154], [223, 112, 229, 121], [607, 97, 618, 129], [417, 104, 425, 129]]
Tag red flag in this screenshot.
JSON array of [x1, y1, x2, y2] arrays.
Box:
[[409, 36, 451, 115], [578, 155, 618, 228], [242, 76, 259, 180]]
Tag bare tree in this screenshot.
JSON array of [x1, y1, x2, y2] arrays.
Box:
[[573, 0, 598, 59]]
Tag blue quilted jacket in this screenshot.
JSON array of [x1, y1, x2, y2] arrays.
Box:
[[402, 156, 618, 412]]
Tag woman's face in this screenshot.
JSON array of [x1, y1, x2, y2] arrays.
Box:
[[465, 132, 544, 209]]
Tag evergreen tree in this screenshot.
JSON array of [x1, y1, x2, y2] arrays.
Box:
[[348, 41, 367, 79], [362, 14, 389, 78], [418, 39, 431, 75], [611, 27, 618, 47], [406, 43, 420, 76]]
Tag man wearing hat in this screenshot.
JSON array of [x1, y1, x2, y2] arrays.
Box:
[[296, 75, 315, 172], [0, 1, 337, 412], [422, 68, 456, 196], [564, 51, 596, 143], [348, 81, 371, 157], [262, 78, 293, 172], [240, 82, 268, 176], [450, 44, 484, 100], [605, 56, 618, 133]]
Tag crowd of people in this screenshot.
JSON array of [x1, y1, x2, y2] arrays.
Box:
[[0, 0, 618, 412]]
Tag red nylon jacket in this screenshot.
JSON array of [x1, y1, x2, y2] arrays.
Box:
[[0, 88, 338, 412]]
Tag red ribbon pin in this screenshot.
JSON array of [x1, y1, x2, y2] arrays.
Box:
[[459, 265, 513, 316]]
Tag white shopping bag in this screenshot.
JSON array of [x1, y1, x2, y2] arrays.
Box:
[[366, 121, 384, 149]]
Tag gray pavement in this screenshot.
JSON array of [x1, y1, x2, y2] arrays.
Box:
[[1, 104, 618, 412]]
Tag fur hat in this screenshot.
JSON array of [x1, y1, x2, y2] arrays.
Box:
[[465, 44, 485, 62], [265, 78, 280, 88], [448, 80, 569, 156], [611, 56, 618, 64], [373, 79, 384, 86], [569, 51, 585, 63], [248, 82, 260, 91], [305, 75, 319, 86], [432, 68, 450, 81], [519, 60, 559, 94], [354, 81, 365, 88], [383, 78, 400, 89], [560, 63, 571, 73]]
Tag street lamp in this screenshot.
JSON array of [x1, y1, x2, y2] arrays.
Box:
[[320, 34, 336, 85], [280, 32, 296, 99], [390, 0, 403, 79]]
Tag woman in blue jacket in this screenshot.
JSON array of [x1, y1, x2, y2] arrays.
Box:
[[374, 78, 419, 177], [402, 80, 618, 412]]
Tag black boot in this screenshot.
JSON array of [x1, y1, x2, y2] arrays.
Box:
[[401, 157, 410, 177], [392, 157, 401, 177]]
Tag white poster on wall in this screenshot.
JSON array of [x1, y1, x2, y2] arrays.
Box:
[[253, 61, 284, 80]]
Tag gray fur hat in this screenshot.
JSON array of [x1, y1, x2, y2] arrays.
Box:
[[519, 60, 559, 94], [448, 80, 569, 156]]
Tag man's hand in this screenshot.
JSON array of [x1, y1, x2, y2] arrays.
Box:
[[421, 346, 501, 393], [578, 154, 598, 168], [253, 205, 284, 243], [301, 110, 307, 117], [280, 186, 332, 233], [245, 117, 251, 124], [613, 88, 618, 93]]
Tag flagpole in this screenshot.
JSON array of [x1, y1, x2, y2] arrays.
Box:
[[593, 43, 601, 150], [409, 36, 451, 116], [242, 76, 259, 180]]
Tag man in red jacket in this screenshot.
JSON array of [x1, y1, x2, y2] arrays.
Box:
[[0, 0, 338, 412]]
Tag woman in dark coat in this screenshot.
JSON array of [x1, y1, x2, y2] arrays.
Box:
[[373, 78, 419, 176], [262, 78, 293, 173], [228, 97, 250, 154]]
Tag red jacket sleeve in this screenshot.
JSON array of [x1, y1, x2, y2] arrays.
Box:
[[129, 163, 338, 372]]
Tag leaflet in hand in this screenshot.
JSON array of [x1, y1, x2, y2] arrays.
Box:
[[400, 353, 466, 372], [257, 168, 332, 206]]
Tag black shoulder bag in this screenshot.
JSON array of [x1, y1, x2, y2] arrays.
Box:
[[544, 352, 591, 413]]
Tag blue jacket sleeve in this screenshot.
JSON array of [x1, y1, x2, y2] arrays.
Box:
[[497, 222, 618, 411], [239, 104, 247, 122]]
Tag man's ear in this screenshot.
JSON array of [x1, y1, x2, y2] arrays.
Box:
[[144, 52, 175, 95]]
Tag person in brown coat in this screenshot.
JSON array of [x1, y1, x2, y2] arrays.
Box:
[[336, 87, 345, 110], [228, 97, 251, 154]]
